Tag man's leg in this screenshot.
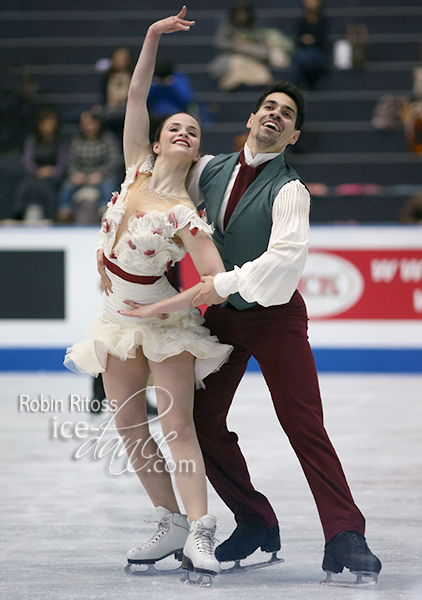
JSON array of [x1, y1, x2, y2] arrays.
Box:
[[250, 292, 366, 543]]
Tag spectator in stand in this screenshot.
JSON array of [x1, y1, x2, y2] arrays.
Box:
[[57, 110, 121, 224], [10, 107, 66, 223], [101, 46, 133, 138], [292, 0, 330, 90], [147, 59, 194, 142], [399, 194, 422, 223], [209, 2, 294, 91]]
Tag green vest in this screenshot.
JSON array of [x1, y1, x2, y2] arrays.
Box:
[[200, 151, 303, 310]]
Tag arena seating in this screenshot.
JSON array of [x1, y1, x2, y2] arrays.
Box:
[[1, 0, 421, 222]]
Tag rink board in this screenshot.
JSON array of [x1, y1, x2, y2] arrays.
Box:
[[1, 225, 421, 372]]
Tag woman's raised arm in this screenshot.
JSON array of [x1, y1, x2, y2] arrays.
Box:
[[123, 6, 195, 168]]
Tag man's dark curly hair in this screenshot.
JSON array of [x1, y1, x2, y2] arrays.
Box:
[[253, 81, 306, 130]]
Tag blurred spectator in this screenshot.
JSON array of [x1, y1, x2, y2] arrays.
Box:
[[57, 110, 121, 224], [372, 48, 422, 138], [209, 2, 294, 91], [413, 66, 422, 100], [346, 24, 368, 69], [399, 194, 422, 223], [371, 49, 422, 153], [371, 94, 409, 131], [147, 59, 194, 142], [406, 55, 422, 153], [333, 24, 368, 71], [100, 46, 133, 138], [9, 107, 66, 223], [406, 102, 422, 153], [292, 0, 330, 90]]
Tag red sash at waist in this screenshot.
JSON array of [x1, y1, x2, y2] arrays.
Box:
[[103, 254, 161, 285]]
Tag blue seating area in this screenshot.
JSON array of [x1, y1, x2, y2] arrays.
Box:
[[1, 0, 422, 222]]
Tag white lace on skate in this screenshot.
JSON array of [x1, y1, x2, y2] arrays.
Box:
[[138, 515, 171, 550], [192, 523, 216, 558]]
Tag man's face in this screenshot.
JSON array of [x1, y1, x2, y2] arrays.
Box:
[[246, 92, 301, 153]]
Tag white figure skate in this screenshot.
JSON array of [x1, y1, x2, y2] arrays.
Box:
[[181, 515, 220, 586], [126, 506, 189, 574]]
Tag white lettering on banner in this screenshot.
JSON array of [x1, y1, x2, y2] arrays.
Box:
[[371, 259, 399, 282], [299, 253, 364, 317], [371, 258, 422, 283], [414, 289, 422, 313], [400, 260, 422, 283]]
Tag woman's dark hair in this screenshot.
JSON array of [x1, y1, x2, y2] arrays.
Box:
[[253, 81, 306, 130], [32, 107, 60, 141], [155, 59, 174, 80], [229, 2, 255, 28], [79, 109, 104, 139]]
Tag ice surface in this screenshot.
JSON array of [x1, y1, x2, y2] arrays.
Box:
[[1, 372, 421, 599]]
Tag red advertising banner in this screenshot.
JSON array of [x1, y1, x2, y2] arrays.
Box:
[[180, 249, 422, 320], [299, 250, 422, 320]]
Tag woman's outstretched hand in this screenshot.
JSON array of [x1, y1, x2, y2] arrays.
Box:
[[150, 6, 195, 37], [118, 299, 170, 320]]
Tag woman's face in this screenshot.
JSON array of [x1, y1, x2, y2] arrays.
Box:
[[38, 115, 58, 138], [80, 112, 101, 139], [112, 48, 131, 71], [304, 0, 322, 11], [233, 8, 252, 28], [153, 113, 201, 164]]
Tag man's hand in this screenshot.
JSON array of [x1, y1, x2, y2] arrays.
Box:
[[191, 275, 227, 308]]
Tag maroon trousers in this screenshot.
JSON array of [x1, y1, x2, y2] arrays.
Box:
[[193, 291, 365, 543]]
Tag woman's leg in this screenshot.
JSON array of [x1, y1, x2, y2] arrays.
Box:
[[148, 351, 207, 522], [102, 347, 179, 513]]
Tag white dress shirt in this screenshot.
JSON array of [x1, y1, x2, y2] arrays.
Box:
[[187, 144, 310, 307]]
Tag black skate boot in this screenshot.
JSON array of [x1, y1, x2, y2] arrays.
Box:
[[322, 530, 381, 585], [215, 521, 280, 562]]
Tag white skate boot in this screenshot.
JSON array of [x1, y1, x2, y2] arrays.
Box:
[[182, 515, 220, 586], [126, 506, 189, 568]]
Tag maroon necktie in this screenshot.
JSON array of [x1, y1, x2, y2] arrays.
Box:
[[223, 149, 271, 229]]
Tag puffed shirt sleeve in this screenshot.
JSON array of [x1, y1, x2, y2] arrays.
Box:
[[185, 155, 214, 207], [214, 180, 310, 306]]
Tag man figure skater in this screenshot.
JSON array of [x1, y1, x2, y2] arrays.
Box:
[[189, 80, 381, 581]]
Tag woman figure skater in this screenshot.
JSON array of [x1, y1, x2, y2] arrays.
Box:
[[64, 7, 231, 580]]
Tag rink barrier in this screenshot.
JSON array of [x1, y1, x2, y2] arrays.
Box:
[[1, 348, 421, 373], [1, 226, 421, 371]]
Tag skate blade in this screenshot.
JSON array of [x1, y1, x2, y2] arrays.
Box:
[[180, 555, 217, 586], [220, 552, 284, 574], [125, 554, 183, 577], [321, 570, 378, 587], [181, 571, 215, 587]]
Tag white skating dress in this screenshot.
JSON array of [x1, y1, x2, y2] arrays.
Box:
[[64, 155, 232, 385]]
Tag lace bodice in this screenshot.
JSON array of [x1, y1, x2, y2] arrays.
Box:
[[98, 155, 213, 277]]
